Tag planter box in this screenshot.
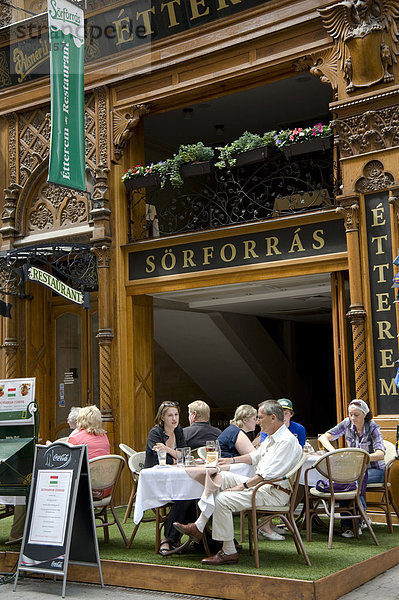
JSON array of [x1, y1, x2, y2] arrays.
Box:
[[123, 173, 160, 191], [235, 145, 275, 167], [283, 136, 333, 158], [180, 161, 214, 178]]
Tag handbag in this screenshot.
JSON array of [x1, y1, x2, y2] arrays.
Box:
[[315, 479, 357, 493]]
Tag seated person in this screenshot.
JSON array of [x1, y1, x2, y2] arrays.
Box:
[[174, 400, 302, 564], [183, 400, 221, 449], [261, 398, 306, 447], [217, 404, 257, 458], [144, 401, 196, 555], [67, 405, 110, 459], [318, 398, 385, 538]]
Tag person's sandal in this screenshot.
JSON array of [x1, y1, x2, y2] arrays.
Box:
[[158, 540, 171, 556]]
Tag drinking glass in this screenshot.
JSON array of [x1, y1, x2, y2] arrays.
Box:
[[157, 449, 167, 466], [176, 448, 185, 466], [205, 440, 218, 464]]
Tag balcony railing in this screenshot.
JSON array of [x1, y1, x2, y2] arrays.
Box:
[[127, 142, 336, 242]]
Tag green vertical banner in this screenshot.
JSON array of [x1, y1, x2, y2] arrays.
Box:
[[48, 0, 85, 191]]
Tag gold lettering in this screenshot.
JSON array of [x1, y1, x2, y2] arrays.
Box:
[[380, 378, 398, 395], [373, 264, 389, 283], [376, 292, 391, 312], [220, 243, 236, 262], [371, 203, 386, 227], [217, 0, 241, 9], [371, 235, 387, 255], [243, 240, 259, 260], [145, 255, 156, 274], [112, 9, 134, 45], [182, 249, 196, 268], [265, 237, 281, 256], [377, 321, 394, 339], [379, 348, 395, 368], [136, 6, 155, 35], [189, 0, 209, 19], [288, 228, 305, 253], [161, 0, 181, 27], [312, 229, 325, 250], [161, 249, 176, 271], [203, 246, 214, 265]]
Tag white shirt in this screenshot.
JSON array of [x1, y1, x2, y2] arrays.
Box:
[[250, 423, 302, 482]]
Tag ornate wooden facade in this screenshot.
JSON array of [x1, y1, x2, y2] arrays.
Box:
[[1, 0, 399, 509]]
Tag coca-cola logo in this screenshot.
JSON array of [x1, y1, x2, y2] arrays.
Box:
[[44, 446, 72, 469], [51, 560, 63, 568]]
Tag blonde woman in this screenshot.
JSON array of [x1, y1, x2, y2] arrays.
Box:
[[67, 405, 110, 459], [217, 404, 257, 458]]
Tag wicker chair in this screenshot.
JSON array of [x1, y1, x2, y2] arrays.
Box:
[[118, 443, 137, 523], [304, 448, 379, 549], [365, 440, 399, 533], [244, 453, 311, 568], [89, 454, 127, 545]]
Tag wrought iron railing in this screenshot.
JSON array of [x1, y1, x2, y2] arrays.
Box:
[[127, 147, 337, 242]]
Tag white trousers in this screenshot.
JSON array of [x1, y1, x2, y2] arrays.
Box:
[[211, 472, 287, 542]]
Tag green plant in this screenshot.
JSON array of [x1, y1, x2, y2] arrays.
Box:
[[215, 131, 271, 168]]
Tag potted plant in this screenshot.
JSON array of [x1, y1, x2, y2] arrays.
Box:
[[122, 163, 161, 191], [215, 130, 276, 169], [173, 142, 215, 186], [274, 123, 333, 158]]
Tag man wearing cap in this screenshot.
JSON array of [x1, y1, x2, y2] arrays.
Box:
[[260, 398, 306, 447]]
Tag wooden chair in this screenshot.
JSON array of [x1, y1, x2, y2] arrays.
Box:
[[119, 443, 137, 523], [304, 448, 379, 549], [365, 440, 399, 533], [89, 454, 127, 545], [244, 453, 311, 568]]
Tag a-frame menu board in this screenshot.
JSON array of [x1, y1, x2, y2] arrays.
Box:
[[14, 442, 103, 597]]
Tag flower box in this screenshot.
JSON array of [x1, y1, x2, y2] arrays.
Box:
[[180, 161, 214, 178], [235, 145, 275, 167], [123, 173, 160, 191], [283, 136, 333, 158]]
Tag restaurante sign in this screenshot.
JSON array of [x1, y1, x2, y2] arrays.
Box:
[[128, 218, 347, 280], [27, 265, 87, 305]]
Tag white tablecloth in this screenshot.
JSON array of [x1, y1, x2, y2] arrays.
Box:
[[133, 463, 255, 524], [299, 453, 327, 487]]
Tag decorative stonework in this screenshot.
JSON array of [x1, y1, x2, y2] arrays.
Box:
[[95, 87, 109, 166], [319, 0, 399, 93], [7, 113, 17, 183], [336, 199, 359, 232], [348, 315, 369, 403], [84, 93, 97, 172], [0, 51, 11, 88], [293, 47, 339, 92], [355, 160, 394, 193], [18, 108, 51, 186], [333, 106, 399, 157], [112, 104, 150, 160], [27, 179, 88, 233], [1, 183, 22, 239]]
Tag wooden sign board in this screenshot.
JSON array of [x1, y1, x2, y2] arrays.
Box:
[[14, 443, 103, 597]]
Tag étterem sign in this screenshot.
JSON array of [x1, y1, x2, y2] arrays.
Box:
[[47, 0, 85, 192]]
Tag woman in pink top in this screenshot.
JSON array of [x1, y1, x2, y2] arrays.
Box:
[[67, 405, 110, 459]]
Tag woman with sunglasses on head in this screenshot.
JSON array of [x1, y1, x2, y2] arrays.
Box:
[[318, 399, 385, 537], [144, 401, 196, 555]]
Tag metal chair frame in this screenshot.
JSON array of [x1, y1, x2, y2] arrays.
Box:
[[365, 440, 399, 533]]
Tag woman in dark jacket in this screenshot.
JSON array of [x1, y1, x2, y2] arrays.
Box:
[[144, 401, 196, 555]]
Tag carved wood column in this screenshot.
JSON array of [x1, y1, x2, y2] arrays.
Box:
[[337, 194, 368, 403], [90, 164, 113, 421]]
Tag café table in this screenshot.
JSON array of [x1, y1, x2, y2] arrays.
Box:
[[133, 462, 255, 525], [299, 452, 327, 487]]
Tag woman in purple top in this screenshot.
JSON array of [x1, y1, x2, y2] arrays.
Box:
[[318, 398, 385, 537]]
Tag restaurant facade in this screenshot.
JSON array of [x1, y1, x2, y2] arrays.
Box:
[[1, 0, 399, 507]]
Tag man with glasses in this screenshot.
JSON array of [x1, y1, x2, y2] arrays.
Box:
[[174, 399, 302, 565], [183, 400, 221, 449]]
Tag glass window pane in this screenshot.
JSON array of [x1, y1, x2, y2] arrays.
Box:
[[56, 313, 81, 435]]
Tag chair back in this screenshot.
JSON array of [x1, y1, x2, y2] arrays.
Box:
[[383, 440, 396, 464], [196, 446, 207, 460], [119, 443, 136, 461], [128, 451, 146, 475], [89, 454, 125, 492], [313, 448, 369, 485]]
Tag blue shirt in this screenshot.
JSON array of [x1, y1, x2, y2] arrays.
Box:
[[260, 420, 306, 447]]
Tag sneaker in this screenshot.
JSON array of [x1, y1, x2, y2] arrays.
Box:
[[360, 518, 372, 530], [258, 529, 285, 541], [341, 528, 362, 538]]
